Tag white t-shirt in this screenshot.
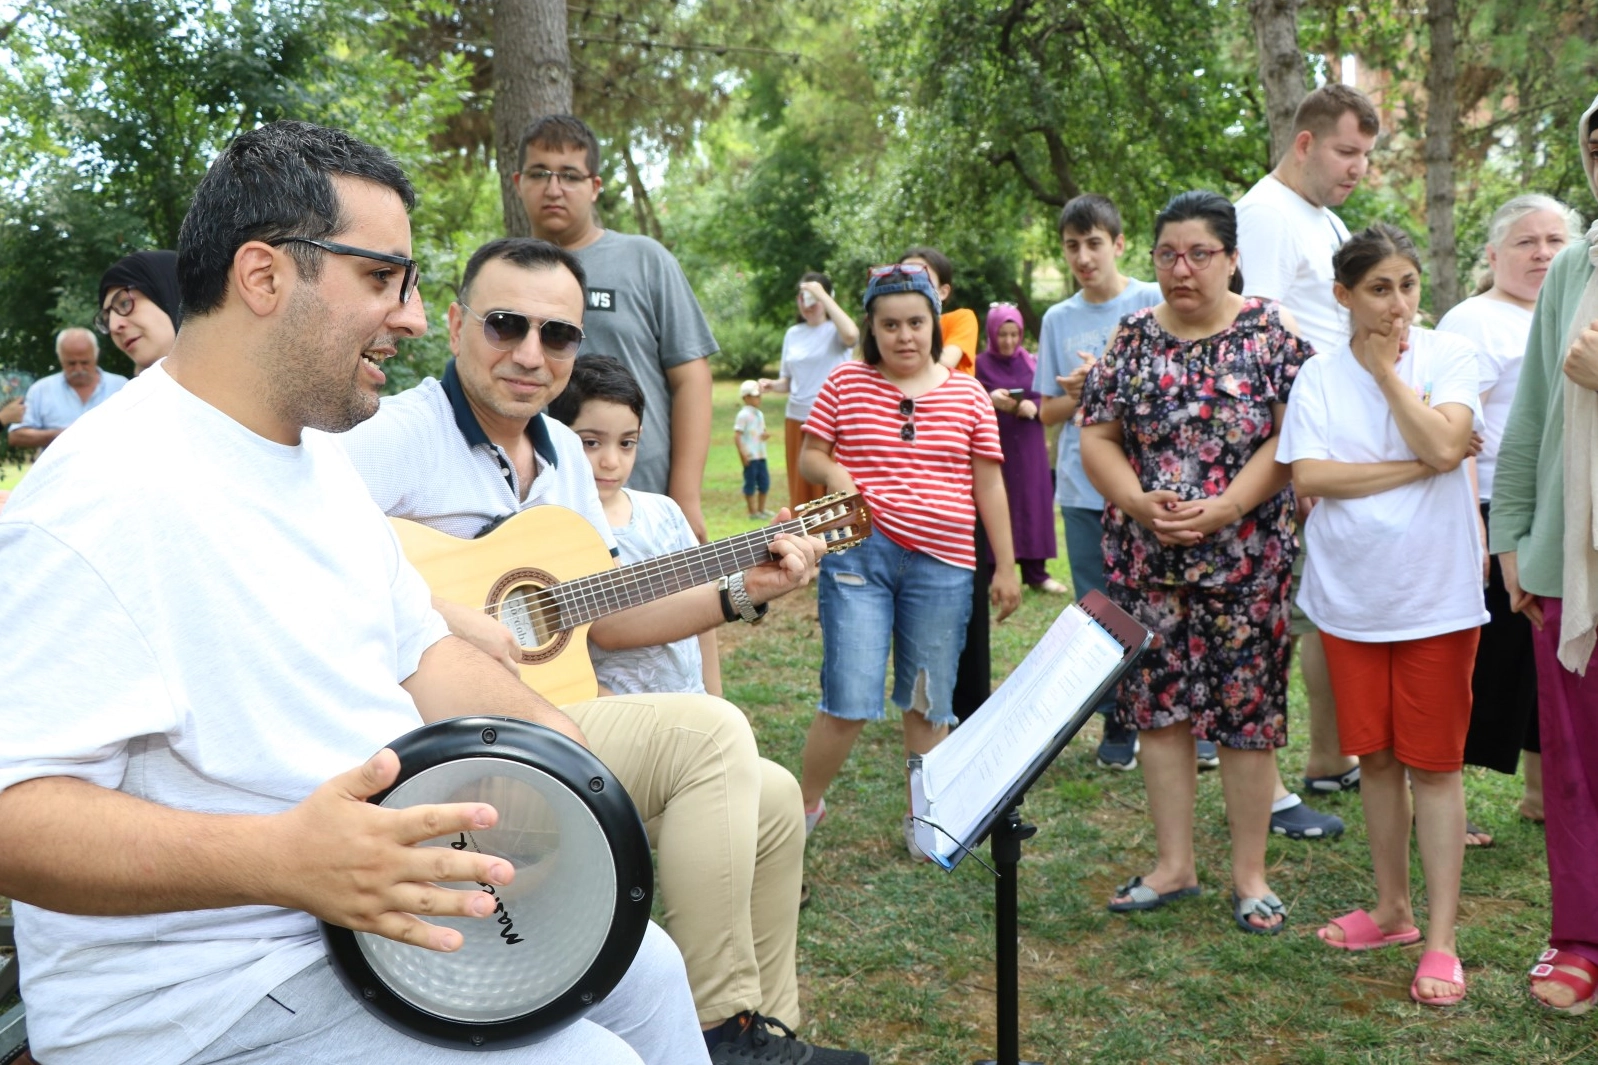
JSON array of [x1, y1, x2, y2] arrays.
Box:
[[1277, 327, 1489, 642], [1235, 174, 1351, 358], [734, 404, 767, 460], [590, 489, 707, 695], [779, 320, 853, 422], [1434, 294, 1534, 502], [0, 365, 449, 1064]]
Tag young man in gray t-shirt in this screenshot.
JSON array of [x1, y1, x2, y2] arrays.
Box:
[[514, 115, 717, 540]]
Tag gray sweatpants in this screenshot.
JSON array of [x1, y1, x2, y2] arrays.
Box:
[[182, 922, 709, 1065]]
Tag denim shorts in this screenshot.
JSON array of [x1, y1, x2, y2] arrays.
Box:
[[742, 458, 770, 496], [817, 529, 974, 727]]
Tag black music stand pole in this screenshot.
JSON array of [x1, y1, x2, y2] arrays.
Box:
[[975, 800, 1042, 1065]]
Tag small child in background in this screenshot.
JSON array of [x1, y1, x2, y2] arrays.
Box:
[[551, 354, 721, 696], [735, 379, 772, 520]]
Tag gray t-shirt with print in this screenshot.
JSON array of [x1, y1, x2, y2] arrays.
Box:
[[571, 230, 718, 494]]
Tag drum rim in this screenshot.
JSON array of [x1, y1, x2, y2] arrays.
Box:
[[320, 715, 653, 1049]]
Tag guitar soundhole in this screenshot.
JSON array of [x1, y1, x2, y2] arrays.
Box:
[[485, 568, 570, 666]]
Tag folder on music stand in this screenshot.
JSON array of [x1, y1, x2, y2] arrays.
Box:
[[909, 588, 1150, 869]]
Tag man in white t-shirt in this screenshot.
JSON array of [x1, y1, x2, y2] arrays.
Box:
[[0, 121, 705, 1065], [1235, 84, 1380, 838]]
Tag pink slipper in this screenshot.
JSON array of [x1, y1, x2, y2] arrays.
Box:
[[1316, 909, 1423, 952], [1411, 950, 1466, 1006]]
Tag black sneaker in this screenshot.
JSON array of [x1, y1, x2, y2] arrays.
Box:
[[1097, 722, 1138, 770], [710, 1012, 870, 1064]]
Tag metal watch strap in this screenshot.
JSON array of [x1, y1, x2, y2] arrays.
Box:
[[727, 571, 764, 624]]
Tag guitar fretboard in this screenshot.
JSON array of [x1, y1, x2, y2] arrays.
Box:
[[536, 518, 810, 627]]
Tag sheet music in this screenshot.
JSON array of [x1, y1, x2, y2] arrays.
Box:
[[913, 603, 1126, 866]]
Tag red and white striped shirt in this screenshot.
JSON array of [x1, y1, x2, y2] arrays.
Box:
[[804, 362, 1003, 569]]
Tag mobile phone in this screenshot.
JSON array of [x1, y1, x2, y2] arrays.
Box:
[[1006, 389, 1026, 399]]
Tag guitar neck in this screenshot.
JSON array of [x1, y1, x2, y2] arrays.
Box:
[[549, 519, 807, 626]]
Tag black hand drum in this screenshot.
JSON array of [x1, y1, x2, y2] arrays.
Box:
[[321, 716, 653, 1050]]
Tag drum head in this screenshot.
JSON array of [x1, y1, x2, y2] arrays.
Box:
[[321, 717, 652, 1049]]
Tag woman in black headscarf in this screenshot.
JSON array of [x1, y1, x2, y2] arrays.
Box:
[[97, 250, 182, 374]]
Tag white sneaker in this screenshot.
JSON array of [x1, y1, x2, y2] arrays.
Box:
[[903, 814, 931, 862], [804, 798, 827, 836]]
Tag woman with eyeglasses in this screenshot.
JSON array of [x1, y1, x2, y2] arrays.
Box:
[[976, 303, 1065, 594], [1435, 194, 1582, 837], [759, 272, 859, 510], [1081, 191, 1307, 934], [97, 251, 182, 375], [796, 263, 1022, 858]]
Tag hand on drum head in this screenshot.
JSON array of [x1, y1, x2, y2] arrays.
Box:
[[268, 747, 513, 952]]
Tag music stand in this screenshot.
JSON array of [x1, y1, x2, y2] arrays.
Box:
[[916, 591, 1149, 1065]]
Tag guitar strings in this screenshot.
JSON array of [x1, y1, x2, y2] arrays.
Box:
[[470, 517, 832, 629]]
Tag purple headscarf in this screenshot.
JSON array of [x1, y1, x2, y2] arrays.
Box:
[[981, 303, 1029, 360]]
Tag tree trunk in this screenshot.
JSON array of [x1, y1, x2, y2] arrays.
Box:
[[1424, 0, 1460, 316], [619, 136, 664, 244], [1248, 0, 1307, 168], [492, 0, 573, 237]]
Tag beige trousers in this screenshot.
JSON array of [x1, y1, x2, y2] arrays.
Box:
[[564, 693, 804, 1027]]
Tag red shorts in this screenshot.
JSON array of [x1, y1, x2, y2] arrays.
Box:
[[1320, 627, 1481, 772]]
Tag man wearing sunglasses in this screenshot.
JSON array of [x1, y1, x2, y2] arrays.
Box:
[[0, 121, 708, 1065], [514, 114, 717, 542], [340, 237, 866, 1064], [6, 328, 126, 453]]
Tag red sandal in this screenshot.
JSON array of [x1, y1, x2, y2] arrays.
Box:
[[1529, 948, 1598, 1015]]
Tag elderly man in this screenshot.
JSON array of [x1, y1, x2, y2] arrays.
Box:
[[0, 121, 706, 1065], [6, 328, 127, 451]]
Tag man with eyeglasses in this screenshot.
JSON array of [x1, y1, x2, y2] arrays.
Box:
[[1235, 83, 1382, 840], [513, 114, 717, 542], [0, 120, 709, 1065], [338, 237, 867, 1064], [6, 327, 125, 452]]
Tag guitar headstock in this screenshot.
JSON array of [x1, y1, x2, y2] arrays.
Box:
[[792, 492, 872, 554]]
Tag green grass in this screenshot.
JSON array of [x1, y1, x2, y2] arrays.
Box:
[[699, 380, 1592, 1063], [2, 382, 1590, 1061]]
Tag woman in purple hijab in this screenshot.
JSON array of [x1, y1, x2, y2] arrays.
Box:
[[976, 303, 1064, 592]]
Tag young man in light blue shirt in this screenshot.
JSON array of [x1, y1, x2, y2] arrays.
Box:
[[1034, 195, 1184, 770]]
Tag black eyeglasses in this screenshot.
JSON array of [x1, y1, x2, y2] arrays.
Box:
[[898, 397, 916, 441], [94, 286, 137, 333], [458, 303, 585, 359], [271, 237, 419, 305]]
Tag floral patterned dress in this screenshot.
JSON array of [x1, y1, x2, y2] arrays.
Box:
[[1080, 298, 1307, 748]]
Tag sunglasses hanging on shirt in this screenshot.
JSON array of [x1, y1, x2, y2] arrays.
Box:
[[898, 397, 916, 442]]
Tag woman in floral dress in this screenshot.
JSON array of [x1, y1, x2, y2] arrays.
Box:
[[1081, 190, 1307, 934]]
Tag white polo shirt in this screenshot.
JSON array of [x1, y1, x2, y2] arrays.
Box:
[[336, 361, 616, 552]]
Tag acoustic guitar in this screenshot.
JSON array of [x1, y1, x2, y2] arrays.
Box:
[[396, 492, 871, 706]]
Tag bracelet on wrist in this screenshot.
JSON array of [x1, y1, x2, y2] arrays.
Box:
[[717, 577, 739, 624]]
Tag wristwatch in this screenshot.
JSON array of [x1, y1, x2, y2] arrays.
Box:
[[725, 571, 768, 624]]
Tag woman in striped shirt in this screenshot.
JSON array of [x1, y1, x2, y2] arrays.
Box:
[[796, 263, 1021, 858]]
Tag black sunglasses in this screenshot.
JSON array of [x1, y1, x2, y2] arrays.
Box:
[[270, 237, 419, 305], [458, 303, 585, 358], [898, 396, 915, 441]]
